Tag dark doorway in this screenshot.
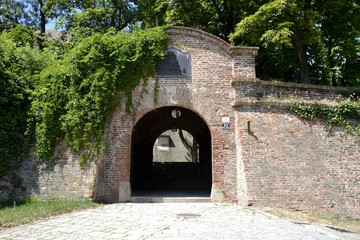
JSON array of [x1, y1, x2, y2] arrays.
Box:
[[131, 107, 212, 196]]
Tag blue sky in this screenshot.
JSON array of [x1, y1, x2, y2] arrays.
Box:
[[46, 19, 56, 30]]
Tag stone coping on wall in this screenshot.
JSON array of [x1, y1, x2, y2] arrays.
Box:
[[230, 46, 259, 57], [231, 78, 360, 108], [232, 99, 339, 109], [166, 26, 259, 57], [231, 77, 357, 94]]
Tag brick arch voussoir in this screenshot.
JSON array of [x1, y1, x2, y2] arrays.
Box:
[[133, 86, 216, 129]]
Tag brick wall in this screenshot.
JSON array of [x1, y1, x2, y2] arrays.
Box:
[[95, 27, 359, 218], [7, 27, 359, 219], [235, 107, 359, 218], [233, 79, 359, 218], [17, 145, 95, 200], [94, 27, 246, 202]]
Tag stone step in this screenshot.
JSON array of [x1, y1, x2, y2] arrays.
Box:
[[130, 196, 211, 203]]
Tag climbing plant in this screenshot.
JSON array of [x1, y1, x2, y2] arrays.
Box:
[[31, 27, 168, 165], [290, 100, 360, 138], [0, 26, 55, 176]]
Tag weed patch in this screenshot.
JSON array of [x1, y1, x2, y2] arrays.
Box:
[[0, 197, 99, 229]]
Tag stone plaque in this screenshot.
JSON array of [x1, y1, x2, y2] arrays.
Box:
[[156, 48, 190, 77]]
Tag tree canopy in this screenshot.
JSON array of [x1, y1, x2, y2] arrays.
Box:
[[0, 0, 359, 174], [0, 21, 168, 175], [2, 0, 358, 86]]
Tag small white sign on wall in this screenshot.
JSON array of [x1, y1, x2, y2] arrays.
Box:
[[221, 117, 230, 130]]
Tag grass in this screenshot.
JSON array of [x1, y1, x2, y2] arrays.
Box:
[[0, 197, 100, 230], [263, 207, 360, 233]]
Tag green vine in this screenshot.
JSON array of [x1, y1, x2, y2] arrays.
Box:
[[0, 26, 53, 176], [31, 27, 168, 166], [290, 100, 360, 138]]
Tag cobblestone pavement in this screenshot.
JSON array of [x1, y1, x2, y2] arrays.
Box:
[[1, 203, 359, 240]]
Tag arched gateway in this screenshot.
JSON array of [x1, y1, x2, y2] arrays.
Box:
[[84, 20, 360, 215], [131, 106, 212, 196], [94, 26, 258, 203], [18, 27, 359, 217]]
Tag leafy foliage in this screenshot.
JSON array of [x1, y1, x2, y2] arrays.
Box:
[[31, 27, 168, 165], [230, 0, 360, 85], [230, 0, 296, 46], [2, 0, 360, 85], [1, 0, 359, 174], [0, 24, 167, 173], [0, 26, 54, 176], [313, 0, 360, 86], [290, 100, 360, 137], [45, 0, 137, 35], [230, 0, 315, 84], [0, 0, 29, 31], [134, 0, 267, 40]]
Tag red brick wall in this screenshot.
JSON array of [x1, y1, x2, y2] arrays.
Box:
[[11, 27, 359, 219], [236, 108, 360, 218], [96, 27, 250, 202], [94, 27, 359, 218]]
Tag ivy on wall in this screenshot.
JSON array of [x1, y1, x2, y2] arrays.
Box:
[[0, 26, 56, 176], [31, 28, 168, 166], [1, 26, 168, 176], [290, 100, 360, 138]]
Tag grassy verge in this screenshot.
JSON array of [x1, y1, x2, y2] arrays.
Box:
[[263, 207, 360, 233], [0, 197, 100, 230]]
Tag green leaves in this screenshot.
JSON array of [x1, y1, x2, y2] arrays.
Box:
[[230, 0, 360, 85], [230, 0, 294, 45], [260, 22, 294, 48], [0, 29, 48, 176], [290, 100, 360, 137], [32, 27, 168, 165], [0, 25, 167, 173]]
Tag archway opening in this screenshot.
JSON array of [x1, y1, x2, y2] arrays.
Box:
[[131, 106, 212, 197]]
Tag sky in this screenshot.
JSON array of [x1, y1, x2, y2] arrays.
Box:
[[46, 20, 55, 30]]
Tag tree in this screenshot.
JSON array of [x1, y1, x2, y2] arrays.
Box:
[[230, 0, 360, 85], [313, 0, 360, 86], [230, 0, 316, 84], [0, 26, 52, 176], [132, 0, 169, 28], [0, 0, 29, 31], [1, 0, 52, 49], [29, 0, 47, 35], [44, 0, 137, 36], [134, 0, 270, 41]]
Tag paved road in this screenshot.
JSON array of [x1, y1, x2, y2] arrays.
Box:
[[1, 203, 359, 240]]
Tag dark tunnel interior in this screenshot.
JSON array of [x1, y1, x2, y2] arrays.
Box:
[[131, 106, 212, 196]]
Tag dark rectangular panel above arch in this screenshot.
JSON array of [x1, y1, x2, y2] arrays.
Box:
[[155, 48, 190, 78]]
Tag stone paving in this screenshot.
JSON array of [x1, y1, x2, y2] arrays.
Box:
[[1, 203, 359, 240]]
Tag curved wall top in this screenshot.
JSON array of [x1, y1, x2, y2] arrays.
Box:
[[166, 26, 259, 57]]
